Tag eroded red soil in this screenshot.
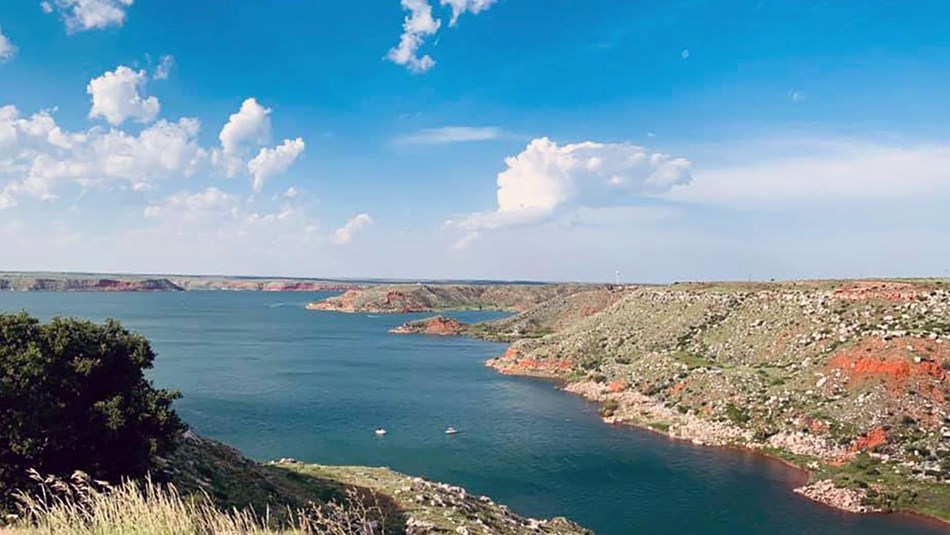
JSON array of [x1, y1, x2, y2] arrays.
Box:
[[832, 281, 927, 302], [827, 337, 949, 401]]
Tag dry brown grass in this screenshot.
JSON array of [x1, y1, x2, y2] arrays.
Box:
[[8, 470, 388, 535]]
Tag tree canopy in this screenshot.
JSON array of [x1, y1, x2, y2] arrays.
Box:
[[0, 312, 184, 506]]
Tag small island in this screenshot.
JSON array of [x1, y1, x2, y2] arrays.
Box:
[[389, 315, 468, 336]]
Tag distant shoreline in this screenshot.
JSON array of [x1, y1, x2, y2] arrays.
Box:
[[0, 273, 357, 293]]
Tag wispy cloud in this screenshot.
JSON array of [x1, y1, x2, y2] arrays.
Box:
[[334, 213, 373, 244], [396, 126, 507, 145], [440, 0, 497, 26], [0, 26, 17, 62], [668, 137, 950, 206], [153, 54, 175, 80]]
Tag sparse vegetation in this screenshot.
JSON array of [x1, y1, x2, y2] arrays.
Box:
[[474, 279, 950, 522], [670, 351, 719, 369]]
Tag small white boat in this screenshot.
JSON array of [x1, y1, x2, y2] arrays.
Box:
[[444, 427, 459, 435], [375, 428, 387, 436]]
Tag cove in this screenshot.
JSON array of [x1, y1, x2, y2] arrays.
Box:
[[1, 291, 945, 535]]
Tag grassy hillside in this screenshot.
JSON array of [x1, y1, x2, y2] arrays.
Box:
[[6, 435, 591, 535], [163, 435, 592, 534]]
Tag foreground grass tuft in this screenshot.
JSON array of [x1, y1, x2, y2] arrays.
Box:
[[10, 469, 387, 535]]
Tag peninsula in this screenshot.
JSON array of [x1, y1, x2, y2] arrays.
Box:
[[311, 279, 950, 523]]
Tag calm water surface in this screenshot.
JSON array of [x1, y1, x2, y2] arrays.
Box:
[[1, 291, 945, 535]]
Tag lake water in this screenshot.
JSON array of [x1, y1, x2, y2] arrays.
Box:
[[1, 291, 945, 535]]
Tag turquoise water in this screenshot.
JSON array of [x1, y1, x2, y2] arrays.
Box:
[[1, 291, 945, 535]]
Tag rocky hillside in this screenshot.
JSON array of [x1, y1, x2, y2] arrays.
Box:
[[472, 280, 950, 521], [170, 277, 355, 292], [160, 433, 591, 535], [307, 284, 603, 313]]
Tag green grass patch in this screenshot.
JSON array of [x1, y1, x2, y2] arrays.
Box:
[[647, 422, 671, 433], [757, 446, 818, 468], [724, 402, 751, 425], [669, 351, 720, 369]]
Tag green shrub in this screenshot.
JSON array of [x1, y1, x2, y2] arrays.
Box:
[[724, 402, 751, 425], [599, 399, 620, 418], [0, 313, 184, 509]]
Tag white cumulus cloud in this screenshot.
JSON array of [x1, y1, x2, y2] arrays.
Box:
[[219, 98, 271, 156], [248, 137, 305, 193], [87, 66, 160, 126], [334, 213, 373, 244], [0, 26, 17, 62], [447, 137, 692, 246], [91, 118, 206, 183], [386, 0, 497, 73], [0, 105, 206, 204], [387, 0, 441, 74], [44, 0, 134, 33], [214, 98, 275, 178]]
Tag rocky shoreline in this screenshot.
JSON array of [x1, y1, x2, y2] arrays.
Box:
[[493, 367, 872, 514], [794, 480, 879, 513], [165, 435, 592, 535], [272, 461, 592, 535], [483, 359, 950, 521]]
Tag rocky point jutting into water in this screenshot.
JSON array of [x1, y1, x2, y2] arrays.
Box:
[[162, 433, 592, 535], [389, 315, 467, 336], [306, 283, 604, 313], [311, 279, 950, 523]]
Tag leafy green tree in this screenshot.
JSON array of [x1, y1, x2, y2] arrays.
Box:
[[0, 313, 184, 506]]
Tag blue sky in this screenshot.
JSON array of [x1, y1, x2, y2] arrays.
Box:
[[1, 0, 949, 281]]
